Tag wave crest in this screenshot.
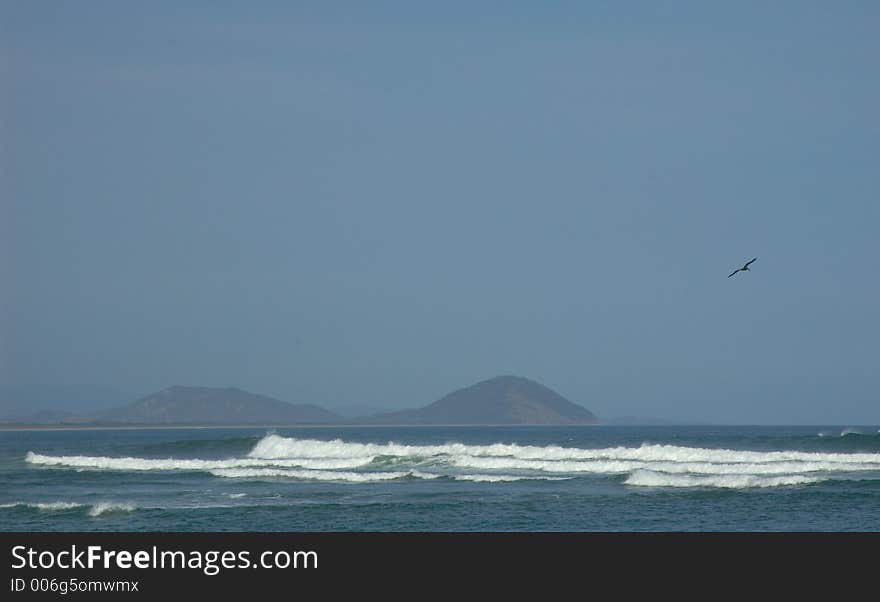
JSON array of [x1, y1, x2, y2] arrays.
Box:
[[625, 469, 823, 489], [0, 501, 136, 515], [23, 433, 880, 489]]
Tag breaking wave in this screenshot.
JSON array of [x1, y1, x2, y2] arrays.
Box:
[[88, 502, 136, 516], [0, 501, 136, 516], [210, 468, 414, 482], [818, 427, 879, 438], [0, 501, 83, 512], [23, 433, 880, 489], [624, 470, 824, 488]]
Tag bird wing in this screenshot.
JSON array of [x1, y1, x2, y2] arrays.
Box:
[[744, 257, 757, 268], [728, 269, 740, 278]]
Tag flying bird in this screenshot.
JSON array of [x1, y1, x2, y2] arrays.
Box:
[[728, 257, 757, 278]]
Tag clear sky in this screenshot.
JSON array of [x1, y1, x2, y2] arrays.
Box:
[[2, 2, 878, 424]]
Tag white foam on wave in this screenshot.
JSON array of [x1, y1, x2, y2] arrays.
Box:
[[0, 501, 136, 515], [24, 433, 880, 490], [29, 435, 880, 473], [25, 451, 373, 471], [88, 502, 136, 517], [209, 468, 412, 482], [453, 474, 573, 482], [449, 454, 880, 475], [245, 434, 880, 465], [624, 469, 823, 489], [0, 501, 83, 511]]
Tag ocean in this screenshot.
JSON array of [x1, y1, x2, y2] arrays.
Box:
[[2, 424, 879, 532]]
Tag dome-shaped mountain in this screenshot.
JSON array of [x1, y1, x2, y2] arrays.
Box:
[[360, 375, 598, 425]]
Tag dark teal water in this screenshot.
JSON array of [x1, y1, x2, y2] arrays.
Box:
[[2, 425, 879, 531]]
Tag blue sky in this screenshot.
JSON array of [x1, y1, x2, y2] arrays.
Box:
[[2, 2, 878, 423]]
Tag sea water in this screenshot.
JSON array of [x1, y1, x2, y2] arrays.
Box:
[[2, 425, 879, 531]]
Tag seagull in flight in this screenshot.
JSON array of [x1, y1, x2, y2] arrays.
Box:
[[728, 257, 757, 278]]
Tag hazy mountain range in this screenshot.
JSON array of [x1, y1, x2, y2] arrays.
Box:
[[0, 375, 600, 426], [87, 386, 341, 425]]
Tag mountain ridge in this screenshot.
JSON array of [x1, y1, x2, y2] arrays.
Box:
[[1, 376, 599, 426], [81, 385, 341, 425]]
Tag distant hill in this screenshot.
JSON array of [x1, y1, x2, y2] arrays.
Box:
[[0, 379, 600, 427], [359, 375, 598, 425], [82, 386, 341, 425]]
